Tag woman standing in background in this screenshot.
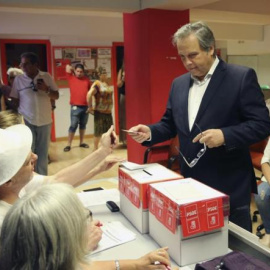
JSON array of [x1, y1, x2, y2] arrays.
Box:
[[87, 68, 113, 150], [255, 138, 270, 248]]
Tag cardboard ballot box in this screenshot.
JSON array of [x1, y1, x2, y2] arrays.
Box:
[[148, 178, 230, 266], [119, 163, 181, 233]]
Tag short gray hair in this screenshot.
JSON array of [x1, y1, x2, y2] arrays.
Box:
[[0, 183, 89, 270], [172, 21, 216, 56]]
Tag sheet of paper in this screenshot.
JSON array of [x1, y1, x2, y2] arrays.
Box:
[[121, 163, 180, 183], [77, 188, 119, 207], [120, 161, 146, 170], [164, 184, 204, 200], [162, 179, 225, 203], [145, 164, 178, 179], [91, 221, 136, 255]]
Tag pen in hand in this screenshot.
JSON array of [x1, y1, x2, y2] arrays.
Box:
[[154, 261, 171, 270]]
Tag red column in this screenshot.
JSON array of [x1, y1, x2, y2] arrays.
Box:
[[124, 9, 189, 163]]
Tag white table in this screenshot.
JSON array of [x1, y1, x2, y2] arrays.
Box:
[[89, 202, 195, 269], [78, 178, 270, 269], [78, 177, 196, 269]]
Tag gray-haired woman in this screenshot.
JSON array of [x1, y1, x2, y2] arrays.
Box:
[[0, 183, 173, 270]]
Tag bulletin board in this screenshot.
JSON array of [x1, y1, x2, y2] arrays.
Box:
[[52, 46, 112, 88]]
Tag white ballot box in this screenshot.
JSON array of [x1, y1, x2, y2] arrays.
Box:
[[148, 178, 230, 266], [119, 163, 181, 233]]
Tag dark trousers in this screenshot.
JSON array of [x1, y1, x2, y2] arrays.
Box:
[[229, 205, 252, 232]]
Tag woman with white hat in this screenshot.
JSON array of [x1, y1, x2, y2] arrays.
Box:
[[0, 114, 120, 233]]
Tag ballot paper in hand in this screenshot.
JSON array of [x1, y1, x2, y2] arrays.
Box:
[[91, 221, 136, 255]]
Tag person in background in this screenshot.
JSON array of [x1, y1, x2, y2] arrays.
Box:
[[0, 110, 121, 234], [0, 183, 173, 270], [117, 61, 126, 145], [129, 21, 270, 232], [255, 138, 270, 248], [64, 64, 92, 152], [87, 68, 113, 150], [0, 67, 23, 111], [10, 52, 59, 175]]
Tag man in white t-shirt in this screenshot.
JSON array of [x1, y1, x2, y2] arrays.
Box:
[[10, 52, 59, 175], [0, 124, 119, 232]]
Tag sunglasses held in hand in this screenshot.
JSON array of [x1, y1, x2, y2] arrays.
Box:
[[176, 123, 207, 168]]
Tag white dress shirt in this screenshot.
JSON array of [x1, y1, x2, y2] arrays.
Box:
[[188, 57, 219, 130], [10, 71, 58, 126]]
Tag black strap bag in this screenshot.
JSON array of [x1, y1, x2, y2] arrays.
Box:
[[195, 251, 270, 270]]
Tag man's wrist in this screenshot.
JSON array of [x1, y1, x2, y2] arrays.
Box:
[[146, 132, 152, 141]]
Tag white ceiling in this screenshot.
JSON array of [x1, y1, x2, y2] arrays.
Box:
[[0, 0, 270, 26]]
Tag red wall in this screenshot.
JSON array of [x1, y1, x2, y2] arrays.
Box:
[[124, 9, 189, 163]]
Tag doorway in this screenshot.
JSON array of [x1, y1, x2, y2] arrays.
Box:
[[0, 39, 52, 83], [0, 39, 56, 141]]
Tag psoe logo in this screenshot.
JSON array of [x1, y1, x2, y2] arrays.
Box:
[[207, 206, 217, 212], [186, 210, 197, 217]]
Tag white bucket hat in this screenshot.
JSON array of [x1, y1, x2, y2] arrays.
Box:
[[0, 124, 32, 185]]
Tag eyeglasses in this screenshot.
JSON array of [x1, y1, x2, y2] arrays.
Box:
[[176, 123, 206, 168], [85, 208, 93, 222], [30, 81, 38, 92], [18, 81, 38, 92]]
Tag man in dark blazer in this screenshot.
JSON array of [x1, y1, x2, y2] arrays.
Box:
[[130, 21, 270, 231]]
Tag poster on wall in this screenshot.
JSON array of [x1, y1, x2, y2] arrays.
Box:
[[54, 48, 63, 59], [76, 48, 91, 58], [83, 59, 95, 69], [52, 46, 112, 88], [98, 48, 111, 58], [63, 48, 76, 60], [97, 58, 111, 77]]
